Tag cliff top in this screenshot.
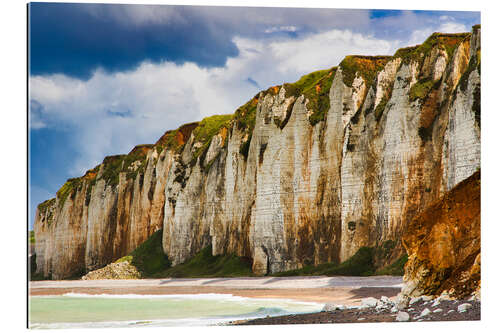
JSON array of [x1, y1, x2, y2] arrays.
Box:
[[339, 55, 391, 87], [394, 32, 470, 66], [155, 121, 199, 153], [38, 26, 478, 212]]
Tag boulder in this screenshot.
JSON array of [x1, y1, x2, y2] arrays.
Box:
[[420, 308, 431, 317], [458, 303, 472, 313], [380, 296, 391, 304], [361, 297, 378, 308], [396, 312, 410, 322], [322, 303, 341, 312], [396, 294, 410, 310], [409, 296, 422, 305]]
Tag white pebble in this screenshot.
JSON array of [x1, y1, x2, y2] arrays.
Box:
[[458, 303, 472, 313], [396, 311, 410, 322], [431, 299, 441, 307], [409, 296, 422, 305], [420, 308, 431, 317]]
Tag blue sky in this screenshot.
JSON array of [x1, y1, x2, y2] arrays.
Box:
[[28, 3, 480, 229]]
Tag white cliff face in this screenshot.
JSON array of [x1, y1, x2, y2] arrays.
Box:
[[35, 147, 170, 279], [441, 66, 480, 191], [374, 58, 402, 109], [34, 28, 480, 279]]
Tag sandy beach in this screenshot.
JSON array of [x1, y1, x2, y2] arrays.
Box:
[[30, 276, 403, 305]]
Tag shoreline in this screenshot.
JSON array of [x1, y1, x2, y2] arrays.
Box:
[[233, 298, 481, 325], [30, 276, 402, 305], [29, 276, 480, 326]]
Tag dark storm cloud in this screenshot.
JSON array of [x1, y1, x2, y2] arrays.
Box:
[[29, 3, 240, 79], [28, 3, 374, 79]]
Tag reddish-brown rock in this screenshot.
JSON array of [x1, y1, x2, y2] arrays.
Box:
[[402, 170, 480, 298]]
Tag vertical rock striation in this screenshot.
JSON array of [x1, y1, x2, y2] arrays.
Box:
[[34, 27, 480, 279]]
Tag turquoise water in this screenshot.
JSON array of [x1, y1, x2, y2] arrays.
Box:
[[29, 293, 323, 329]]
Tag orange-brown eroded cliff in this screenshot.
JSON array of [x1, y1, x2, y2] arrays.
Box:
[[402, 170, 480, 298]]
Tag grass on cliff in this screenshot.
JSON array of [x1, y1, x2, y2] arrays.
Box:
[[233, 96, 259, 159], [158, 246, 254, 278], [155, 122, 199, 154], [394, 32, 470, 67], [190, 114, 232, 162], [283, 67, 338, 126], [339, 56, 391, 88], [37, 198, 56, 226], [283, 69, 330, 98], [273, 246, 407, 277], [409, 77, 441, 102], [117, 231, 404, 278], [116, 229, 171, 277], [375, 255, 408, 276], [273, 247, 375, 277], [116, 231, 253, 278]]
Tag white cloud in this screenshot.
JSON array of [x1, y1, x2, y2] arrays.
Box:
[[264, 25, 298, 33], [29, 28, 403, 176], [407, 21, 468, 46], [439, 15, 454, 21], [269, 30, 398, 74], [438, 22, 468, 33], [29, 114, 46, 130]]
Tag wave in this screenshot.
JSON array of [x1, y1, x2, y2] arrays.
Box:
[[30, 292, 324, 329], [44, 292, 323, 306]]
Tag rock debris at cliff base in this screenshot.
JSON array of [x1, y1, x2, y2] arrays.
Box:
[[233, 297, 480, 325]]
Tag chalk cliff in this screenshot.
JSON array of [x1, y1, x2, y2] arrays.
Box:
[[34, 26, 480, 279]]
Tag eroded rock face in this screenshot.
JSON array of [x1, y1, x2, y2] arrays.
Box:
[[401, 170, 480, 298], [34, 27, 481, 279], [34, 147, 170, 279]]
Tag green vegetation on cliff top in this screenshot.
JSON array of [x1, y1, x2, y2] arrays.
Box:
[[155, 122, 199, 154], [191, 114, 232, 161], [394, 32, 470, 66], [37, 198, 55, 212], [234, 93, 259, 132], [283, 69, 331, 98], [37, 28, 478, 227], [284, 67, 338, 126], [56, 177, 83, 208], [339, 55, 391, 87]]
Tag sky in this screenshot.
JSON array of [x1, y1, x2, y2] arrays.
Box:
[[28, 2, 480, 229]]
